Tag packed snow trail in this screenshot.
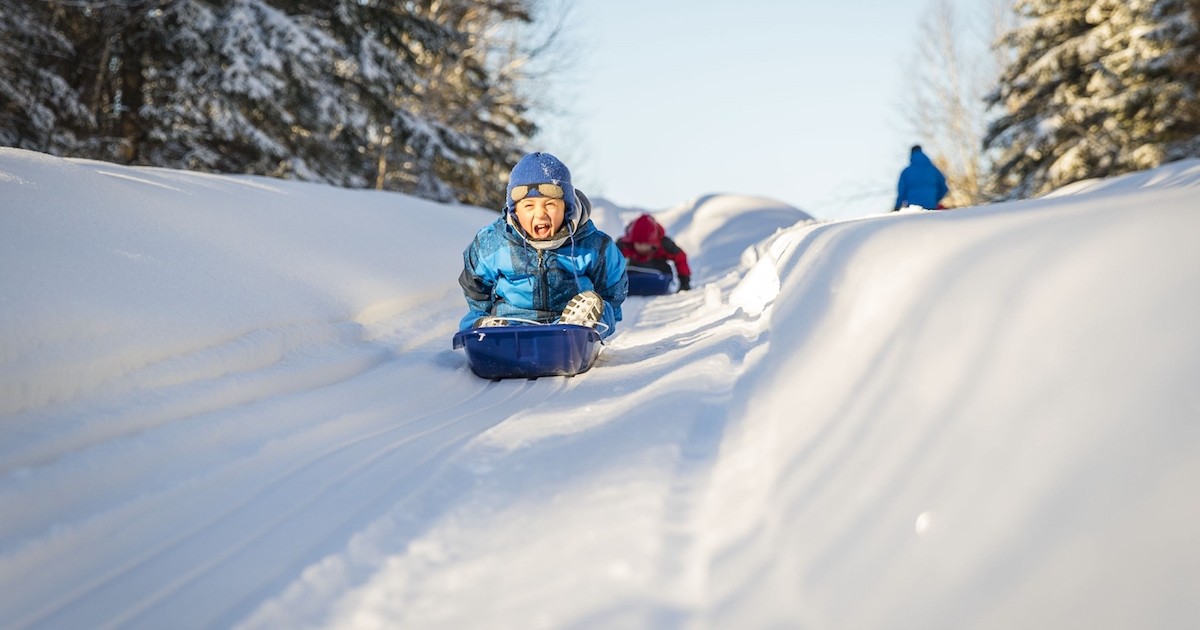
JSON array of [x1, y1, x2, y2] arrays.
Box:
[[1, 150, 810, 628], [2, 249, 788, 630]]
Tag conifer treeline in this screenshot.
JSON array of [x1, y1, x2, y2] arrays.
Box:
[[4, 1, 1200, 205], [0, 0, 541, 209], [985, 0, 1200, 199]]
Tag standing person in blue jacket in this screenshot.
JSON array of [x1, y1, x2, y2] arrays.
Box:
[[458, 152, 628, 338], [893, 145, 949, 211]]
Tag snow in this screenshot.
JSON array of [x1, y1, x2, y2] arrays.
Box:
[[3, 147, 1199, 629]]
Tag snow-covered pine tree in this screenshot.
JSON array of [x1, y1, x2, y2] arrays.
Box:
[[0, 1, 110, 154], [137, 0, 492, 192], [0, 0, 544, 206], [1122, 0, 1200, 165], [135, 0, 375, 184], [403, 0, 539, 208], [984, 0, 1200, 199], [364, 0, 539, 209]]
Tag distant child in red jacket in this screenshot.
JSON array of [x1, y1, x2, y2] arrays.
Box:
[[617, 213, 692, 291]]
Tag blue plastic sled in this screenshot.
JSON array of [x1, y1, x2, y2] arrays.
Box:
[[626, 266, 674, 296], [453, 323, 603, 379]]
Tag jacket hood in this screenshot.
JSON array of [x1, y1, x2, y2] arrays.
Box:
[[910, 150, 935, 168], [625, 214, 665, 246]]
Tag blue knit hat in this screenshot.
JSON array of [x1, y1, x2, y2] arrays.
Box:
[[505, 152, 577, 219]]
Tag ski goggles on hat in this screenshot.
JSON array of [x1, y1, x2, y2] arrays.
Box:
[[510, 183, 565, 202]]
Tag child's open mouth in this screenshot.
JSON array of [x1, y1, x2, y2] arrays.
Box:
[[532, 221, 552, 238]]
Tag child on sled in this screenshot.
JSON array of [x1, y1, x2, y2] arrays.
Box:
[[458, 152, 628, 338], [617, 213, 692, 291]]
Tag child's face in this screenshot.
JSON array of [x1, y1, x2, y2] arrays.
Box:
[[633, 242, 655, 255], [514, 196, 566, 240]]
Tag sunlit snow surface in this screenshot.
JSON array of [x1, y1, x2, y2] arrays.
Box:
[[3, 148, 1199, 629]]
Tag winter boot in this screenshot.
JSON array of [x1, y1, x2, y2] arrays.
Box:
[[559, 291, 603, 328]]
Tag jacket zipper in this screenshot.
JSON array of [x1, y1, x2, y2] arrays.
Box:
[[537, 249, 548, 317]]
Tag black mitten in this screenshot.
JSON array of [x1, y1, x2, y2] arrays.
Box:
[[678, 275, 691, 291]]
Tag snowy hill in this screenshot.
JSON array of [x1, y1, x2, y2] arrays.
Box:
[[2, 147, 1199, 629]]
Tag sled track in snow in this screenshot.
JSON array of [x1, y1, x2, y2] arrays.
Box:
[[1, 320, 395, 475], [9, 374, 550, 630]]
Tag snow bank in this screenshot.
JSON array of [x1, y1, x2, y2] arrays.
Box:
[[701, 158, 1200, 628], [1, 149, 488, 416]]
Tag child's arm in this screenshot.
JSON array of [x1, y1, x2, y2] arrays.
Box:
[[458, 238, 497, 330], [592, 237, 629, 337], [660, 236, 691, 278]]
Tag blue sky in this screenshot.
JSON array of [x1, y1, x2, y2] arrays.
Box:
[[533, 0, 972, 220]]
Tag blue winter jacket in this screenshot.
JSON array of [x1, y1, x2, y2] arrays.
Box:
[[895, 150, 949, 210], [458, 192, 628, 338]]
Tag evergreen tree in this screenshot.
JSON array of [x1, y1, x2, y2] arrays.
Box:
[[383, 0, 537, 209], [0, 1, 96, 152], [137, 0, 370, 183], [0, 0, 545, 206], [985, 0, 1200, 199], [1121, 0, 1200, 165]]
